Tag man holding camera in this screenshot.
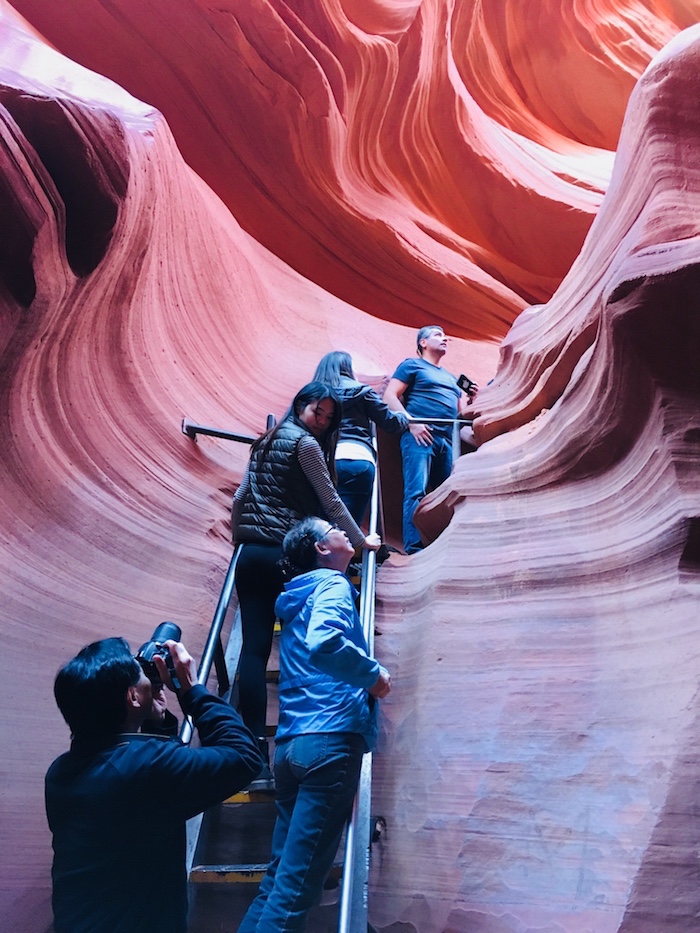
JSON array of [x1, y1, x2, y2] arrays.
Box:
[[45, 631, 263, 933], [384, 325, 477, 554]]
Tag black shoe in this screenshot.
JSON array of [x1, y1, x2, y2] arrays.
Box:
[[245, 737, 275, 792], [246, 762, 275, 792]]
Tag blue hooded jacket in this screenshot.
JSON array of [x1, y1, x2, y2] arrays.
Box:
[[274, 568, 381, 751]]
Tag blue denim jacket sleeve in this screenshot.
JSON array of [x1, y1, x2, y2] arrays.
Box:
[[305, 575, 380, 689]]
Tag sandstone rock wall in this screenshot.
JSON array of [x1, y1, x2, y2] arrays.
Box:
[[1, 2, 698, 931]]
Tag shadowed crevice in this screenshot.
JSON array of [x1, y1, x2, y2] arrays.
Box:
[[680, 517, 700, 577], [0, 88, 129, 277], [0, 145, 37, 307]]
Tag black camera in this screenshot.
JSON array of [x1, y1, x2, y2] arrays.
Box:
[[136, 622, 182, 690]]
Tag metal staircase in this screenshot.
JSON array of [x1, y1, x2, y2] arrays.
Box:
[[181, 417, 383, 932]]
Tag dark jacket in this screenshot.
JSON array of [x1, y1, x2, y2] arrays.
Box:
[[45, 686, 261, 933], [335, 376, 408, 456], [235, 419, 321, 545]]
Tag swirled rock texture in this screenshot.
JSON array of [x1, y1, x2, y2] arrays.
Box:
[[0, 7, 492, 929], [6, 0, 620, 338], [1, 2, 699, 932], [378, 24, 700, 933]]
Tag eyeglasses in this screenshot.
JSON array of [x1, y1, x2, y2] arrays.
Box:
[[298, 523, 339, 548], [318, 523, 339, 541]]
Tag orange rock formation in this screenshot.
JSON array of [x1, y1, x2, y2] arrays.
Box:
[[1, 2, 698, 931]]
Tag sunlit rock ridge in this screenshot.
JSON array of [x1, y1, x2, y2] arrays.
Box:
[[1, 2, 698, 931]]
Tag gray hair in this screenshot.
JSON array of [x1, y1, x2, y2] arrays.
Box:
[[416, 325, 444, 355]]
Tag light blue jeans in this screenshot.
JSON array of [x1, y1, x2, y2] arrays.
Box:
[[238, 732, 365, 932]]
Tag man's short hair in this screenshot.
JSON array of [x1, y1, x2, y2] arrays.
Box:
[[280, 516, 328, 578], [54, 637, 141, 741], [416, 325, 444, 355]]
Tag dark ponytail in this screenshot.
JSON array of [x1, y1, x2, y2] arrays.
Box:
[[251, 382, 341, 479]]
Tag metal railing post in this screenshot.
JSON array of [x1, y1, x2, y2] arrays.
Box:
[[179, 546, 241, 746], [338, 430, 380, 933], [179, 412, 275, 746], [452, 418, 461, 463]]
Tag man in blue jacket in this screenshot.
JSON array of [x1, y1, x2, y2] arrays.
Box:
[[45, 634, 262, 933], [239, 516, 392, 932]]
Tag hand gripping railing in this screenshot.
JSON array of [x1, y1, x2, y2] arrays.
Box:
[[406, 416, 473, 462], [338, 432, 381, 933]]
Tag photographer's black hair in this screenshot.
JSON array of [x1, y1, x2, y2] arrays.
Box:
[[279, 516, 328, 579], [251, 382, 342, 478], [312, 351, 354, 386], [416, 325, 443, 355], [54, 637, 141, 742]]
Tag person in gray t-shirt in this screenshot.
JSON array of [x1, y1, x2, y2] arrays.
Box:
[[384, 325, 476, 553]]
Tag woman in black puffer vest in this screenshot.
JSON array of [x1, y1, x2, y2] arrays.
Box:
[[231, 382, 381, 786], [313, 352, 409, 525]]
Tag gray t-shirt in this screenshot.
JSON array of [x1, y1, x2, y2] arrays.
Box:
[[392, 357, 461, 435]]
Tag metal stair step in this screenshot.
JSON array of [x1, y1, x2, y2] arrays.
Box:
[[190, 863, 269, 883], [190, 863, 343, 885], [234, 669, 280, 684], [224, 787, 276, 804]]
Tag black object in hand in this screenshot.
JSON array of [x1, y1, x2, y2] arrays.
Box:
[[457, 373, 477, 394], [136, 622, 182, 690]]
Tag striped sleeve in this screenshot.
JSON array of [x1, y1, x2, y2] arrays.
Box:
[[230, 469, 250, 541], [297, 436, 365, 547]]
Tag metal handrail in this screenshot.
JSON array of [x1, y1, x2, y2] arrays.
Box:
[[182, 417, 258, 445], [338, 432, 381, 933], [339, 411, 468, 929], [180, 411, 394, 929], [179, 545, 241, 745], [184, 415, 471, 434], [181, 414, 279, 877], [179, 413, 275, 747], [406, 417, 472, 425], [403, 417, 473, 467]]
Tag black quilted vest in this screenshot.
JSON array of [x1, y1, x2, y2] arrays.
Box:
[[235, 420, 323, 545]]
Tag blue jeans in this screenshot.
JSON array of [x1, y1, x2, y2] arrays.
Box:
[[336, 459, 375, 525], [400, 430, 453, 554], [238, 732, 365, 932]]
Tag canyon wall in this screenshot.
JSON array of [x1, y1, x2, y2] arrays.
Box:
[[376, 25, 700, 931], [1, 2, 698, 931]]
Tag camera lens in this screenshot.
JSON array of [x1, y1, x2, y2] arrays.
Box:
[[151, 622, 181, 644]]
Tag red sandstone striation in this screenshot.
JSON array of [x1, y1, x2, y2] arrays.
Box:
[[11, 0, 675, 338], [0, 6, 490, 928], [375, 24, 700, 932], [1, 2, 699, 932]]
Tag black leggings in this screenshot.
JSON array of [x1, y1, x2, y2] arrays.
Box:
[[235, 543, 285, 739]]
